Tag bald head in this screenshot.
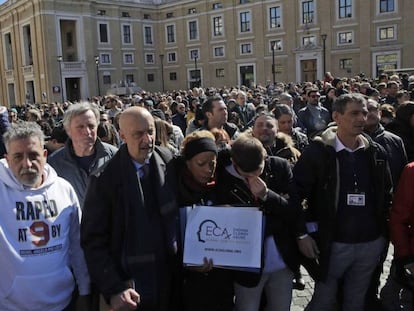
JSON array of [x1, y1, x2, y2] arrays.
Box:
[[119, 106, 155, 163], [119, 106, 153, 129]]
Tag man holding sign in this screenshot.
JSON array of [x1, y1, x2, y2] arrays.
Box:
[[215, 135, 299, 311]]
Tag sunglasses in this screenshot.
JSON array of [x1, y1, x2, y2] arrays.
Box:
[[310, 95, 320, 98]]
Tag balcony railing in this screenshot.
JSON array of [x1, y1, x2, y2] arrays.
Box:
[[22, 65, 33, 74], [5, 70, 13, 78], [61, 61, 86, 71]]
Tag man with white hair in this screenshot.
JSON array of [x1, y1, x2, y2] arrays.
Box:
[[172, 102, 187, 135], [48, 102, 118, 207], [232, 90, 256, 130]]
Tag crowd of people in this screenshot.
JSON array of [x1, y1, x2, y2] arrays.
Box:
[[1, 71, 414, 311]]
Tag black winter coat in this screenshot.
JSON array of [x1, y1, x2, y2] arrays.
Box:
[[366, 124, 407, 187], [81, 145, 179, 310], [292, 127, 393, 281], [215, 156, 300, 287], [175, 157, 234, 311]]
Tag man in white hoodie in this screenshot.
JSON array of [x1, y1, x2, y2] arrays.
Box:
[[0, 121, 90, 311]]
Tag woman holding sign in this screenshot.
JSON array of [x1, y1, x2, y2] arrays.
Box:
[[215, 135, 299, 311], [176, 130, 234, 311]]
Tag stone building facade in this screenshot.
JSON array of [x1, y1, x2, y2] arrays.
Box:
[[0, 0, 412, 105]]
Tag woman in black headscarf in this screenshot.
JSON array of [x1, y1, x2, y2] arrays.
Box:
[[176, 130, 234, 311]]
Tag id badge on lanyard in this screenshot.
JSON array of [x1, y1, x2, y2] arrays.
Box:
[[347, 192, 365, 207]]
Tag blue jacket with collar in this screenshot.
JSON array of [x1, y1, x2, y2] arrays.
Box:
[[292, 126, 393, 281]]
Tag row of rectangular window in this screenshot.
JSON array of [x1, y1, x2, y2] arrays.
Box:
[[100, 53, 361, 85], [99, 24, 154, 45], [98, 2, 397, 46], [101, 68, 228, 86], [209, 0, 395, 18], [97, 0, 395, 20], [97, 23, 398, 66]]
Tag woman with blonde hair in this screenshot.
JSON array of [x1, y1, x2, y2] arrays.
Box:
[[154, 118, 179, 156]]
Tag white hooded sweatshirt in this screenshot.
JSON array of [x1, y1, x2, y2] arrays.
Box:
[[0, 159, 90, 311]]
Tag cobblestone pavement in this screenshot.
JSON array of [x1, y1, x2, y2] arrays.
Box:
[[290, 244, 394, 310], [99, 246, 394, 311]]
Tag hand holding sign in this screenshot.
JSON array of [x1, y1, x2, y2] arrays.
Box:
[[183, 206, 264, 271]]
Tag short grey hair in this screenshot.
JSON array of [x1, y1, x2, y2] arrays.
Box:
[[62, 101, 100, 131], [279, 92, 293, 101], [3, 122, 45, 152]]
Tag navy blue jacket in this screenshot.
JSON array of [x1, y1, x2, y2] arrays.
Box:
[[292, 127, 393, 281]]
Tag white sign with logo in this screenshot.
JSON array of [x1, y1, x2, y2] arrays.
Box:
[[182, 206, 263, 271]]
